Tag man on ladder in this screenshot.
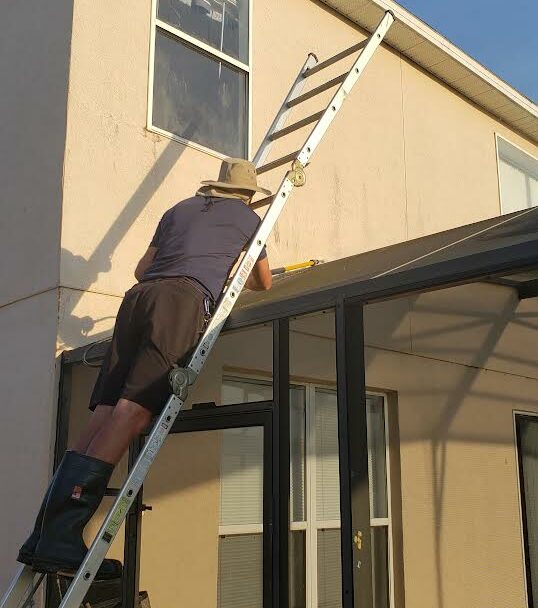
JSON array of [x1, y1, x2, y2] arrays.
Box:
[[2, 12, 395, 606], [16, 158, 273, 580]]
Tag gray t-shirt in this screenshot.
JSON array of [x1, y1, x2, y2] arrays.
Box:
[[141, 196, 267, 302]]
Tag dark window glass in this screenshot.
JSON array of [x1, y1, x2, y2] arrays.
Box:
[[517, 415, 538, 606], [371, 526, 390, 608], [158, 0, 249, 63], [153, 29, 247, 157]]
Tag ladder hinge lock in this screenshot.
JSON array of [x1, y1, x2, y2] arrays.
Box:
[[168, 366, 197, 400], [287, 160, 306, 187]]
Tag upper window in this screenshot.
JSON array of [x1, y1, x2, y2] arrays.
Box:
[[497, 136, 538, 214], [150, 0, 250, 158]]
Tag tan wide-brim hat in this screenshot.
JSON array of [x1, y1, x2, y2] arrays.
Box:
[[201, 157, 272, 196]]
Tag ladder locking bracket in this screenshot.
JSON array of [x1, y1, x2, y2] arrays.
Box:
[[169, 366, 196, 400], [287, 160, 306, 187]]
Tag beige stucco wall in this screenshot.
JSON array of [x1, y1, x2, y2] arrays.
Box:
[[364, 283, 538, 608], [0, 292, 60, 595], [0, 1, 71, 594], [55, 0, 538, 354], [0, 1, 71, 307]]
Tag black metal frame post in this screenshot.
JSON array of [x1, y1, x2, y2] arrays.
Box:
[[122, 437, 145, 608], [54, 355, 72, 467], [46, 357, 74, 608], [515, 414, 536, 608], [273, 319, 290, 608], [336, 299, 372, 608]]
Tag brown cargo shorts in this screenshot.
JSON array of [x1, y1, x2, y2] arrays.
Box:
[[89, 277, 207, 415]]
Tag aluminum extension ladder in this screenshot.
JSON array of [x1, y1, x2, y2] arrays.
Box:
[[1, 11, 394, 608]]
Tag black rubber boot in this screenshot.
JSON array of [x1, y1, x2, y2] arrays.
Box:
[[16, 453, 72, 565], [32, 452, 122, 580]]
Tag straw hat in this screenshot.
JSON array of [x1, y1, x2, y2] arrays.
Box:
[[201, 158, 272, 196]]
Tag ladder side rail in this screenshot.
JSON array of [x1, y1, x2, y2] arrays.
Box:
[[0, 565, 38, 608], [297, 11, 394, 168], [252, 54, 317, 168], [49, 12, 395, 608]]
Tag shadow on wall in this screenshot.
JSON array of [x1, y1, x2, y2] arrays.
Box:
[[366, 289, 534, 608], [58, 129, 196, 349]]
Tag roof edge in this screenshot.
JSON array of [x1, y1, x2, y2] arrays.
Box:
[[374, 0, 537, 115], [320, 0, 538, 142]]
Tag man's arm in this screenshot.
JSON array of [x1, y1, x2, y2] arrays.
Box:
[[245, 257, 272, 291], [134, 246, 158, 281]]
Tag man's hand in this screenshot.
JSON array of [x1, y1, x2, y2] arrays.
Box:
[[134, 247, 158, 281], [245, 257, 272, 291]]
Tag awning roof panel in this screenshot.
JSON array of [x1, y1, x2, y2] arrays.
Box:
[[63, 208, 538, 363], [232, 207, 538, 324]]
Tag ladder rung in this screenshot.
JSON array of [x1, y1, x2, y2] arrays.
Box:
[[287, 73, 347, 108], [270, 111, 324, 141], [250, 195, 275, 210], [257, 150, 301, 174], [304, 39, 368, 78]]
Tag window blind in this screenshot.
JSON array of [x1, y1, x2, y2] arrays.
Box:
[[290, 387, 306, 523], [366, 396, 388, 519], [315, 389, 340, 521], [219, 426, 264, 526], [317, 528, 342, 608], [217, 534, 262, 608]]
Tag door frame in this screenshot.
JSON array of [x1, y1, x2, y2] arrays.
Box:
[[123, 401, 274, 608]]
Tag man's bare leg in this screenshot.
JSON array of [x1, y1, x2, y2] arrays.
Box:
[[84, 399, 153, 465], [71, 405, 114, 453]]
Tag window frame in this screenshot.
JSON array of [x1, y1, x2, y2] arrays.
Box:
[[147, 0, 253, 159], [514, 410, 538, 608], [495, 134, 538, 215], [219, 374, 396, 608]]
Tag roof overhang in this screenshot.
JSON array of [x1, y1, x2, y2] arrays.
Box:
[[227, 206, 538, 327], [64, 207, 538, 364], [319, 0, 538, 143]]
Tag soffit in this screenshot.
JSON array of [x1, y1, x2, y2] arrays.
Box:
[[319, 0, 538, 143]]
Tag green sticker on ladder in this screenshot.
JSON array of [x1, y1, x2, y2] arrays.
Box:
[[102, 496, 130, 543]]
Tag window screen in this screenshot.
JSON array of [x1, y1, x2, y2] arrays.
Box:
[[219, 426, 263, 526]]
